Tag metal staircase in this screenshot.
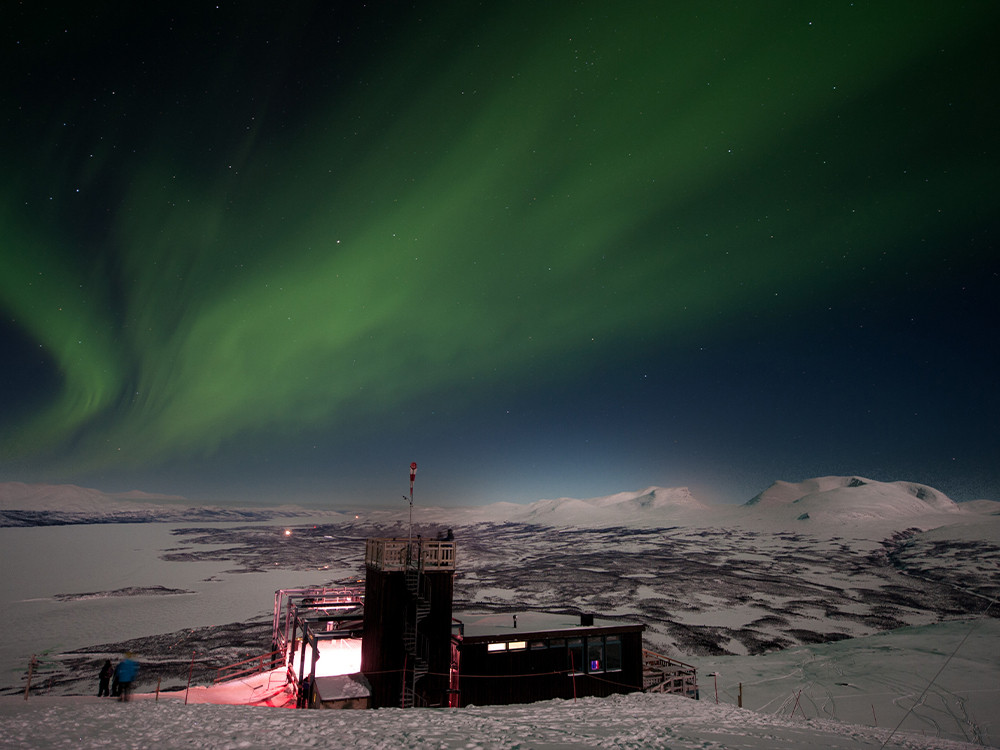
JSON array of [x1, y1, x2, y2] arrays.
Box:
[[401, 565, 431, 708]]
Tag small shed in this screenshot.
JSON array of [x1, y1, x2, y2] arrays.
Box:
[[310, 672, 372, 709], [454, 611, 645, 707]]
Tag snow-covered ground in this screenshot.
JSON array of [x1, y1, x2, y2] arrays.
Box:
[[1, 477, 998, 748], [0, 688, 988, 749]]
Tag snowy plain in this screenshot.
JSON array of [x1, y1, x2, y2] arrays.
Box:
[[1, 476, 998, 749]]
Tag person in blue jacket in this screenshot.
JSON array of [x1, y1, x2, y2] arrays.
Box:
[[115, 653, 139, 702]]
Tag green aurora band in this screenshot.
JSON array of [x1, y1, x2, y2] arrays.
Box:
[[2, 3, 995, 480]]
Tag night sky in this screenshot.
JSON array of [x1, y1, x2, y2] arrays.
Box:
[[2, 2, 997, 507]]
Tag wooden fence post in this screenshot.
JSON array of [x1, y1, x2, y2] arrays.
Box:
[[184, 651, 196, 705], [23, 655, 36, 701]]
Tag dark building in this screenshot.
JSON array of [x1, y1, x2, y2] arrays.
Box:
[[452, 611, 645, 707], [360, 537, 456, 708], [273, 536, 696, 710]]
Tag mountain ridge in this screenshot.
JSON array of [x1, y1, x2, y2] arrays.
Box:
[[1, 477, 987, 531]]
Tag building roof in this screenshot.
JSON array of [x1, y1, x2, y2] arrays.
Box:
[[314, 672, 371, 702], [455, 611, 644, 642]]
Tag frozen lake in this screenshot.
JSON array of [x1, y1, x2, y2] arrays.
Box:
[[0, 519, 345, 685]]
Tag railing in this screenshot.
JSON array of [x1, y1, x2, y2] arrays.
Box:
[[365, 538, 456, 571], [642, 649, 699, 699], [272, 585, 365, 655], [214, 648, 286, 684]]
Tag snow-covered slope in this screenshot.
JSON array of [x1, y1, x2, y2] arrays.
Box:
[[0, 686, 985, 749]]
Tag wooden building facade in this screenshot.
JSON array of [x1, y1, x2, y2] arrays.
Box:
[[453, 612, 645, 707]]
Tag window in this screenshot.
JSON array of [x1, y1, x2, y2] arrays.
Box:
[[568, 639, 584, 675], [605, 636, 622, 672], [488, 640, 528, 653], [564, 635, 623, 675], [588, 638, 604, 673]]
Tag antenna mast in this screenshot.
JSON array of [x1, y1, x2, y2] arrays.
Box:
[[407, 462, 417, 552]]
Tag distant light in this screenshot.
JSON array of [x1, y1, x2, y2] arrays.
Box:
[[284, 529, 292, 536]]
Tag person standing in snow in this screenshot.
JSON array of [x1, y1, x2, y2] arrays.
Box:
[[115, 653, 139, 702], [97, 660, 113, 697]]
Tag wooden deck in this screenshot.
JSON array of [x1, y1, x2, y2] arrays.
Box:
[[642, 649, 699, 699]]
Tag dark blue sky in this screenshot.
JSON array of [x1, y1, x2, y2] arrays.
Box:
[[1, 2, 997, 506]]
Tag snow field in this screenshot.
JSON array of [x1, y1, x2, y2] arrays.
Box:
[[0, 691, 985, 750]]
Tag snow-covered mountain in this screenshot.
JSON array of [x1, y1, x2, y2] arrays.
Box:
[[496, 485, 709, 526], [744, 476, 963, 524], [3, 476, 988, 531], [428, 477, 979, 533]]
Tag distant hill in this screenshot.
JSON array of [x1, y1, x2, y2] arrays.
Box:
[[960, 498, 1000, 515], [507, 486, 708, 526], [0, 482, 315, 527], [0, 482, 186, 512], [419, 485, 710, 528]]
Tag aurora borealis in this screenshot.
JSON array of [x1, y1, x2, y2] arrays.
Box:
[[2, 2, 997, 506]]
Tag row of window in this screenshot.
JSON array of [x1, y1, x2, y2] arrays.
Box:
[[486, 635, 623, 674]]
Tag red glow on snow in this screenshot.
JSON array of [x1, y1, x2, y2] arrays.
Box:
[[291, 638, 362, 678]]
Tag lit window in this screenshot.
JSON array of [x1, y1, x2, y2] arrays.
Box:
[[487, 642, 506, 652], [508, 641, 527, 651]]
